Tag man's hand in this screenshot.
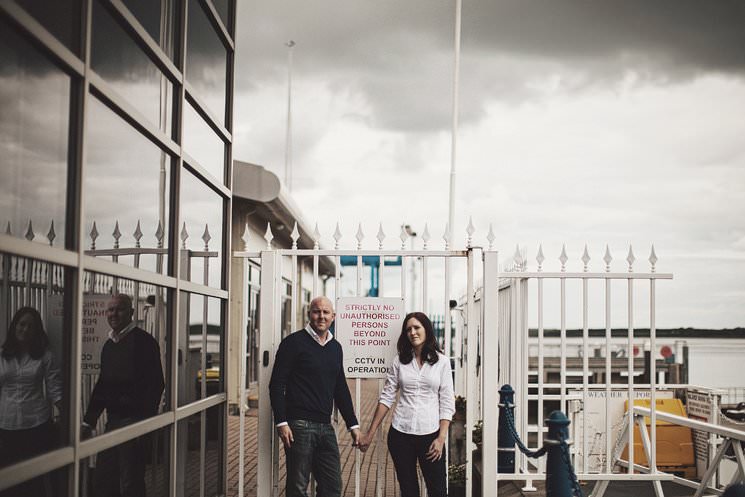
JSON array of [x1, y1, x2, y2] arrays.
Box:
[[277, 425, 294, 449], [81, 424, 93, 440], [350, 428, 361, 449], [357, 431, 372, 452]]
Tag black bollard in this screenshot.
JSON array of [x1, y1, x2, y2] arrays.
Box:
[[545, 411, 577, 497], [723, 483, 745, 497], [498, 384, 516, 473]]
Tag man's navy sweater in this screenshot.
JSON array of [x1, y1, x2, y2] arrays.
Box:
[[269, 329, 358, 428], [84, 327, 165, 426]]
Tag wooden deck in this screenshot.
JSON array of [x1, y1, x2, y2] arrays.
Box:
[[227, 379, 400, 497]]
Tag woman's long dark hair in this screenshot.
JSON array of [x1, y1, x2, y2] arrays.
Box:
[[397, 312, 441, 366], [2, 307, 49, 360]]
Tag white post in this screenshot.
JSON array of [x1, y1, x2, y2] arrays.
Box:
[[238, 258, 248, 497], [376, 251, 385, 497], [627, 277, 635, 474], [482, 251, 499, 497], [465, 249, 476, 497], [258, 251, 280, 497], [355, 253, 362, 497], [650, 277, 657, 474]]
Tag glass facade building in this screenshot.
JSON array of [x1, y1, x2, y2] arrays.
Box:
[[0, 0, 235, 495]]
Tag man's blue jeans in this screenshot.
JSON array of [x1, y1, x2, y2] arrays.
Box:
[[285, 419, 342, 497]]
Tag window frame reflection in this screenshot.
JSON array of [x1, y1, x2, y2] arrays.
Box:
[[179, 168, 226, 289], [81, 425, 171, 497], [185, 0, 228, 126], [83, 95, 174, 277], [0, 18, 71, 249], [14, 0, 83, 56], [80, 273, 171, 440], [0, 254, 72, 469], [178, 292, 224, 408], [0, 0, 235, 491], [90, 0, 175, 133], [182, 100, 227, 185], [120, 0, 177, 62]]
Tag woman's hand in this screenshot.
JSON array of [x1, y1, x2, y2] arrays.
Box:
[[358, 432, 373, 452], [426, 436, 446, 461]]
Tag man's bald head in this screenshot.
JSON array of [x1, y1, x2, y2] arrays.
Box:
[[308, 296, 335, 336], [107, 293, 134, 333], [310, 296, 334, 310]]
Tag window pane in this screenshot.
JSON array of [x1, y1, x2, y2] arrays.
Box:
[[16, 0, 82, 55], [92, 0, 173, 133], [186, 0, 227, 123], [178, 293, 222, 407], [205, 404, 225, 497], [0, 20, 69, 247], [247, 283, 259, 384], [180, 170, 224, 288], [281, 281, 293, 337], [178, 293, 201, 407], [206, 299, 223, 397], [0, 253, 71, 467], [183, 102, 225, 183], [122, 0, 176, 60], [177, 412, 201, 497], [2, 463, 70, 497], [80, 274, 169, 436], [80, 426, 170, 497], [212, 0, 230, 32], [84, 97, 171, 275]]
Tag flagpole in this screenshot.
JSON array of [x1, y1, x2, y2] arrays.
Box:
[[285, 40, 295, 191], [448, 0, 462, 241]]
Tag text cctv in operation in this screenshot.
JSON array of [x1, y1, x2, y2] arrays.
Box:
[[347, 357, 390, 374]]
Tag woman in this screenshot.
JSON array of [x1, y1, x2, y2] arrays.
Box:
[[0, 307, 62, 472], [359, 312, 455, 497]]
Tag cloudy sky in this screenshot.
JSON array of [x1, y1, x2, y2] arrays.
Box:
[[232, 0, 745, 329]]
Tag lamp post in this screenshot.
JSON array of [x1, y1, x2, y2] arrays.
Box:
[[284, 40, 295, 191]]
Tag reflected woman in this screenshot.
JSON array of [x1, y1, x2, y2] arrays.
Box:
[[0, 307, 62, 473], [359, 312, 455, 497]]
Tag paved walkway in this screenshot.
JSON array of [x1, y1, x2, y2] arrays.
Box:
[[227, 379, 401, 497]]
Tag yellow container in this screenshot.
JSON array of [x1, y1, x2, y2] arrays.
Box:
[[621, 398, 695, 477]]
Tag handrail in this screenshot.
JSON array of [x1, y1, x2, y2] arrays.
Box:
[[632, 406, 745, 441]]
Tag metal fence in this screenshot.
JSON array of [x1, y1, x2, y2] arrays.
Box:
[[234, 220, 482, 497], [482, 243, 677, 495]]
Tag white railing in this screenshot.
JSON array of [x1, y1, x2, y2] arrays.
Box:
[[723, 388, 745, 406], [597, 406, 745, 497], [481, 243, 675, 496], [233, 219, 485, 497]]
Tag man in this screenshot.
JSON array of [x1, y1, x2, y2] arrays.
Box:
[[269, 296, 361, 497], [82, 294, 165, 497]]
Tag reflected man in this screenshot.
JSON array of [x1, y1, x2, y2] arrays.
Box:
[[269, 296, 361, 497], [82, 294, 165, 497]]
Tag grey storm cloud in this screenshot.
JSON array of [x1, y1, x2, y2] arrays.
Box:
[[462, 1, 745, 72], [236, 0, 745, 132]]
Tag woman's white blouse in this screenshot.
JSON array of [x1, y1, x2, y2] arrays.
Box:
[[379, 352, 455, 435], [0, 350, 62, 430]]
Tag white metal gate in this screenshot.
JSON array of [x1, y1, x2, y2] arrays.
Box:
[[233, 222, 482, 497], [482, 245, 676, 497]]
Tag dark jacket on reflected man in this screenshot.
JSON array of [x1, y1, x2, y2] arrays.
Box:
[[84, 327, 164, 426]]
